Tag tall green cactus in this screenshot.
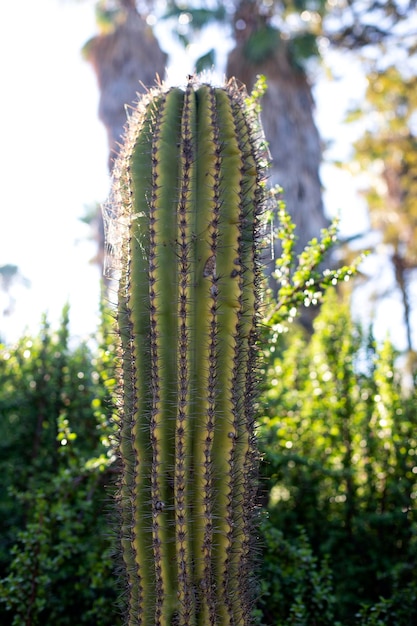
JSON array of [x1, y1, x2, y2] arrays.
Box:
[[107, 76, 267, 626]]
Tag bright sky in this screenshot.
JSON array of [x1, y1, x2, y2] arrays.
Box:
[[0, 0, 109, 343], [0, 0, 385, 346]]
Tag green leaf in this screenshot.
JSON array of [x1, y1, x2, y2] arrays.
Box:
[[195, 48, 215, 74]]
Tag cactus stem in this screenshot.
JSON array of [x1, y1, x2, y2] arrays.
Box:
[[110, 76, 267, 626]]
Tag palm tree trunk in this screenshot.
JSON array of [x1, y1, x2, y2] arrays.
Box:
[[84, 3, 167, 280], [227, 0, 329, 298], [85, 5, 167, 170]]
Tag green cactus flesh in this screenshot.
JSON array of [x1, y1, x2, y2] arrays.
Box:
[[111, 77, 266, 626]]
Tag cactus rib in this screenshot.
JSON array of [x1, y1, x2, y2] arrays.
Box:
[[110, 76, 267, 626]]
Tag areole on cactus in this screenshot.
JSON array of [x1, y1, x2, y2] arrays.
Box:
[[105, 75, 268, 626]]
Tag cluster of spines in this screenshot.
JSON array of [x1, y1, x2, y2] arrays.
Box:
[[175, 83, 195, 623], [112, 77, 267, 626], [230, 89, 264, 619], [198, 85, 220, 626]]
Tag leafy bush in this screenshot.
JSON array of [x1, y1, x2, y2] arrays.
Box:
[[257, 289, 417, 624], [1, 267, 416, 624], [255, 517, 337, 626], [357, 581, 417, 625], [0, 305, 121, 625]]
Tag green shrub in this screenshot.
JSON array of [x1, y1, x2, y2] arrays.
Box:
[[255, 517, 337, 625], [0, 306, 121, 625], [1, 240, 416, 624], [257, 289, 417, 623]]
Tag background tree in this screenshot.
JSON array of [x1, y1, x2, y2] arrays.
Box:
[[225, 0, 327, 285], [83, 0, 167, 171], [347, 66, 417, 357], [85, 0, 330, 320], [82, 0, 167, 279], [84, 1, 416, 334]]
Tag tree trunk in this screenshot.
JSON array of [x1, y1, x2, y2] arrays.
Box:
[[84, 4, 167, 280], [227, 1, 329, 297], [85, 6, 167, 170], [86, 1, 329, 323]]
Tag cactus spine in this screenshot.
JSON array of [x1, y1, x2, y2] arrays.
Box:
[[109, 77, 267, 626]]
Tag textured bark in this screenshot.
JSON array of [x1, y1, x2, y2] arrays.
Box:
[[227, 1, 329, 281], [85, 6, 167, 170], [84, 5, 167, 281]]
